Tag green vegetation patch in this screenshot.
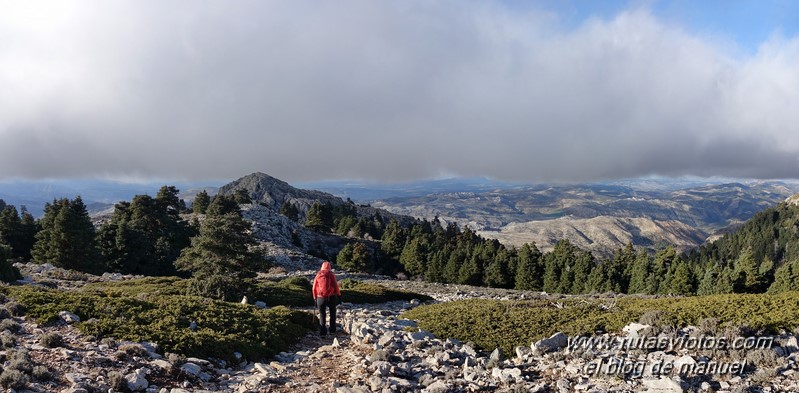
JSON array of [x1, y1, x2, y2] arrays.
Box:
[[2, 285, 314, 362], [0, 276, 429, 361], [403, 292, 799, 355], [250, 278, 432, 307]]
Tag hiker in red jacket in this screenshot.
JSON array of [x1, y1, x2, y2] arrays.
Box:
[[312, 261, 342, 336]]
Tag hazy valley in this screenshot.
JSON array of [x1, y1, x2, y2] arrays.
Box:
[[355, 181, 799, 258]]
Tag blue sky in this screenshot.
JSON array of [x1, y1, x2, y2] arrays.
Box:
[[1, 1, 798, 183], [520, 0, 799, 53]]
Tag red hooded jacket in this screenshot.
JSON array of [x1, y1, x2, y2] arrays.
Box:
[[313, 261, 341, 299]]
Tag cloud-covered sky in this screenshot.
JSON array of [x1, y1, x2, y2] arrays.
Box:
[[1, 1, 798, 183]]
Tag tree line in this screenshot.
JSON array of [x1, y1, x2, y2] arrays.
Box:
[[0, 187, 264, 299], [4, 188, 799, 298], [333, 201, 799, 296]]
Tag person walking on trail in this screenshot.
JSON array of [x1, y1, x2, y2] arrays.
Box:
[[313, 261, 341, 336]]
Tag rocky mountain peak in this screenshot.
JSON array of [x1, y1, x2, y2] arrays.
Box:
[[218, 172, 340, 212], [787, 193, 799, 206]]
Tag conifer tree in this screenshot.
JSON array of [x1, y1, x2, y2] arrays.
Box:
[[193, 190, 211, 214], [32, 197, 100, 273], [0, 244, 21, 282], [697, 264, 720, 295], [233, 188, 252, 204], [0, 205, 38, 260], [667, 260, 694, 295], [585, 261, 612, 293], [97, 192, 193, 276], [458, 251, 482, 286], [380, 220, 406, 257], [337, 242, 369, 272], [207, 194, 240, 216], [570, 251, 594, 294], [175, 210, 267, 299], [628, 251, 653, 294], [399, 237, 427, 277], [768, 260, 799, 293], [734, 247, 763, 293], [484, 248, 512, 288], [279, 201, 299, 221], [515, 243, 543, 290], [305, 202, 333, 232]]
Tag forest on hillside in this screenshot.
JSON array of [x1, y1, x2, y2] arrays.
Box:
[[2, 188, 799, 299]]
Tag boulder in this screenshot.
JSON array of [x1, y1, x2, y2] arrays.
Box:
[[180, 363, 202, 376], [641, 377, 684, 393], [59, 311, 80, 324], [423, 381, 449, 393], [125, 369, 149, 391], [622, 323, 650, 338], [532, 332, 568, 354]]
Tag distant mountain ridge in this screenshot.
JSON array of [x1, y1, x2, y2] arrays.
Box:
[[370, 181, 799, 258]]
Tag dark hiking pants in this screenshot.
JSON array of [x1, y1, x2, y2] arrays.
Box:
[[316, 296, 337, 335]]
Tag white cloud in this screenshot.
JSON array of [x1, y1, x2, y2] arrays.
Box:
[[0, 1, 797, 182]]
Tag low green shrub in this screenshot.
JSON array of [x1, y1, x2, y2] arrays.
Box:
[[38, 332, 64, 348], [7, 349, 32, 373], [338, 278, 361, 289], [32, 366, 52, 382], [2, 285, 315, 363], [0, 369, 28, 390], [279, 276, 312, 291], [0, 319, 21, 333], [107, 371, 127, 392], [403, 292, 799, 356]]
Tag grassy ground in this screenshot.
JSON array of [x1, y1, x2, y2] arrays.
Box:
[[402, 292, 799, 355], [0, 276, 430, 362]]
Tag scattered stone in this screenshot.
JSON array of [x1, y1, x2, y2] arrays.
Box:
[[180, 363, 202, 376], [642, 377, 683, 392], [533, 332, 568, 354], [125, 369, 149, 391], [59, 311, 80, 324]]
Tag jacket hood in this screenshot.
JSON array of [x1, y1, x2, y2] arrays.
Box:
[[320, 261, 332, 271]]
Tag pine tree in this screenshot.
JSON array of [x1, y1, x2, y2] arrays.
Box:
[[32, 197, 100, 273], [628, 251, 653, 294], [768, 260, 799, 293], [697, 264, 720, 295], [0, 244, 21, 282], [585, 261, 612, 293], [515, 243, 543, 291], [425, 250, 448, 282], [380, 219, 407, 257], [443, 248, 467, 284], [233, 189, 252, 204], [175, 212, 267, 299], [156, 185, 183, 214], [207, 194, 240, 216], [97, 193, 193, 276], [0, 205, 37, 260], [458, 251, 482, 286], [399, 237, 427, 277], [280, 201, 299, 221], [484, 248, 512, 288], [305, 202, 333, 232], [570, 251, 594, 294], [667, 260, 694, 295], [193, 190, 211, 214], [337, 242, 369, 272], [734, 247, 763, 293]]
